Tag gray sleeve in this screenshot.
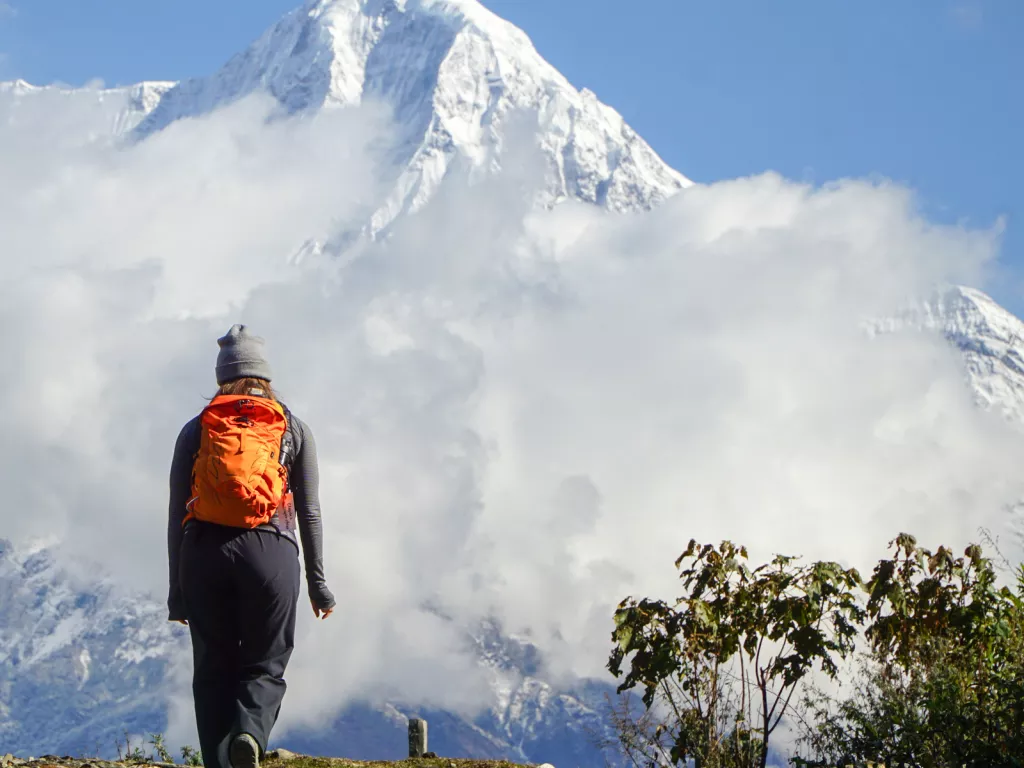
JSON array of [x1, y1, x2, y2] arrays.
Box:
[[167, 418, 199, 621], [291, 417, 336, 611]]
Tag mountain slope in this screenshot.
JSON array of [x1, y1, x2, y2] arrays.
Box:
[[0, 541, 174, 754]]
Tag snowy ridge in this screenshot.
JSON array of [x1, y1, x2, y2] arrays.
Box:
[[0, 79, 175, 136], [133, 0, 690, 234]]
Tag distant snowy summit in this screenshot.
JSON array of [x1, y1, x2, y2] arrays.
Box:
[[132, 0, 690, 233], [891, 286, 1024, 425]]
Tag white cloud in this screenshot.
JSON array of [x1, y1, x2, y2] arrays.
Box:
[[1, 85, 1021, 741]]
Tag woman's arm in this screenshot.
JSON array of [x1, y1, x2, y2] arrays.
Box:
[[291, 418, 336, 613], [167, 418, 198, 622]]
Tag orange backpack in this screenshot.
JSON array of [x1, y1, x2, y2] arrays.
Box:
[[185, 395, 290, 528]]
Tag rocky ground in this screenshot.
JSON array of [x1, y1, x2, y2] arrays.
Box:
[[0, 752, 530, 768]]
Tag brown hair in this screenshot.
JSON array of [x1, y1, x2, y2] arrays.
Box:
[[213, 377, 278, 402]]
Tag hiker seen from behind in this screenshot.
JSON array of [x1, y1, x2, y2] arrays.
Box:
[[167, 324, 336, 768]]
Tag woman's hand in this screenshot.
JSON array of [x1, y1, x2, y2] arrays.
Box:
[[309, 582, 336, 620], [312, 601, 334, 620]]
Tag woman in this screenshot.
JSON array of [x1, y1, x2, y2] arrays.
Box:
[[167, 324, 336, 768]]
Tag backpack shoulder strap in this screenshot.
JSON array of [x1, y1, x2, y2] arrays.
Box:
[[278, 403, 298, 474]]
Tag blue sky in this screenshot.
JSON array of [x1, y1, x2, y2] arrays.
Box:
[[1, 0, 1021, 313]]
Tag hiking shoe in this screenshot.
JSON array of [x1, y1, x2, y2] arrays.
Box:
[[229, 733, 260, 768]]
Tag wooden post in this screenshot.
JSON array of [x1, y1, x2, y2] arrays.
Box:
[[408, 717, 428, 758]]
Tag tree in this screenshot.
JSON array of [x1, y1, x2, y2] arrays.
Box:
[[607, 540, 863, 768], [795, 534, 1024, 768]]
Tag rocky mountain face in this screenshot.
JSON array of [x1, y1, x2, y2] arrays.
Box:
[[0, 542, 171, 756]]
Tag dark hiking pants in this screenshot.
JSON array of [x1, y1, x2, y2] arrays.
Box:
[[179, 522, 301, 768]]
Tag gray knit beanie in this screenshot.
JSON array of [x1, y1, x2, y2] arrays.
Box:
[[215, 324, 273, 385]]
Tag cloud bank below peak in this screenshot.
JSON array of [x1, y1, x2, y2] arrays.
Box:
[[3, 81, 1022, 736]]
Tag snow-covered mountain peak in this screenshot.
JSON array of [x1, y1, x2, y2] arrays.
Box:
[[266, 0, 569, 104], [311, 0, 529, 43], [135, 0, 689, 234]]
